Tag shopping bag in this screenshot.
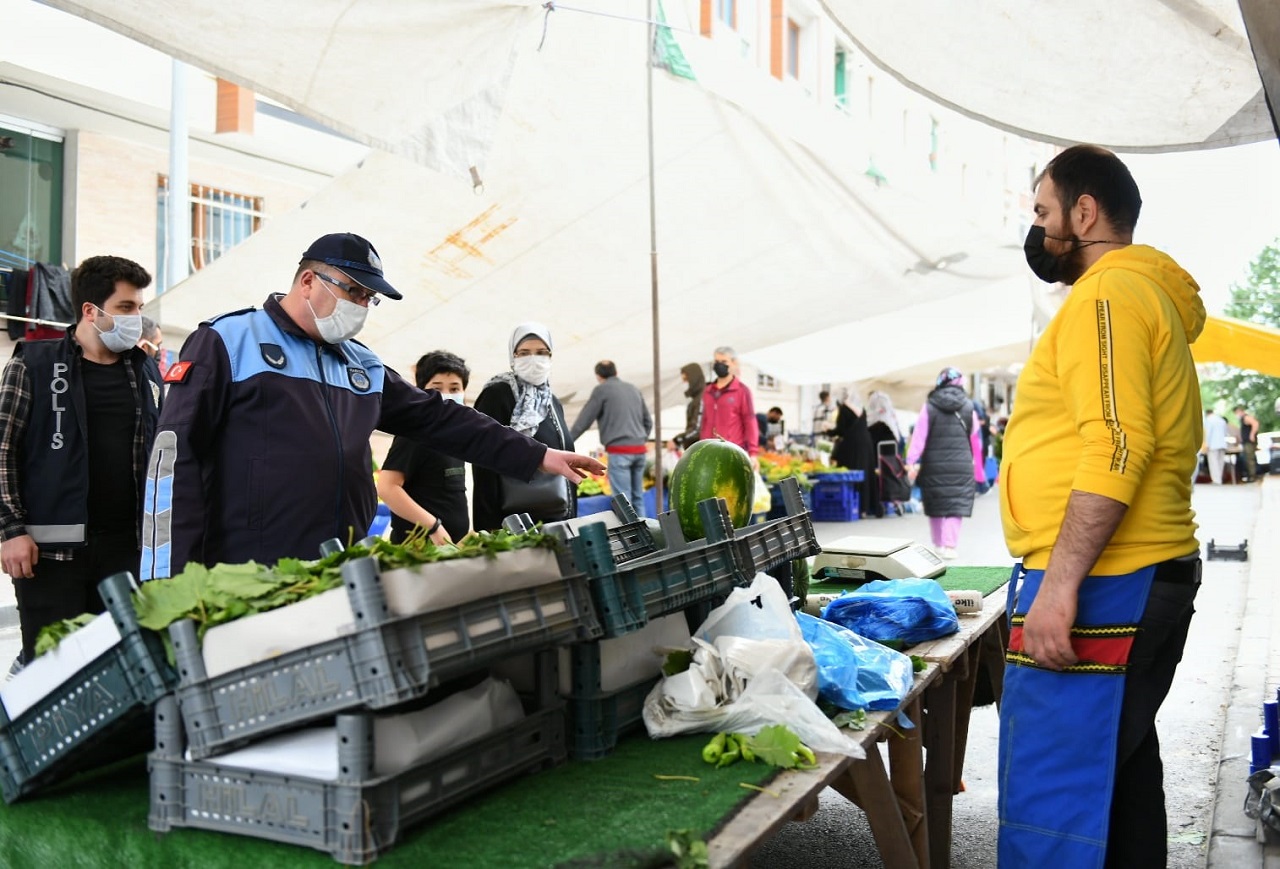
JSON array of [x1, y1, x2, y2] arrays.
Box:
[[796, 612, 914, 711], [821, 578, 959, 645], [751, 472, 772, 516]]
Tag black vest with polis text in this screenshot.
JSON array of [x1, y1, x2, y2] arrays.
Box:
[[16, 333, 161, 546]]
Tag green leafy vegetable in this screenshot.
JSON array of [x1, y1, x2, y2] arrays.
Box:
[[910, 654, 927, 673], [747, 724, 806, 769], [664, 829, 709, 869], [662, 649, 694, 676], [832, 709, 868, 731], [34, 613, 98, 657]]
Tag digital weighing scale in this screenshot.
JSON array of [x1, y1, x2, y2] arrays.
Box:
[[811, 535, 945, 583]]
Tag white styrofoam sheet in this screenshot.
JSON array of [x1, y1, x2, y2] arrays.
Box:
[[0, 612, 122, 719]]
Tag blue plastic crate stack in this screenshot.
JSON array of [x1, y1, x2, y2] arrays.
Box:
[[810, 470, 865, 522]]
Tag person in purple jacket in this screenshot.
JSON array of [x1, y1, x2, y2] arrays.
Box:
[[906, 366, 986, 559], [140, 233, 602, 579]]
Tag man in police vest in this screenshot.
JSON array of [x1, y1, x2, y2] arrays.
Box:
[[0, 256, 162, 666]]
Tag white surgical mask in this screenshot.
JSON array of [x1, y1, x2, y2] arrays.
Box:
[[442, 392, 465, 404], [308, 282, 368, 344], [93, 306, 143, 354], [513, 355, 552, 386]]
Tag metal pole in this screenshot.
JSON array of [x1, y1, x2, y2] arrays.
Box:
[[647, 0, 664, 514], [166, 59, 191, 291]]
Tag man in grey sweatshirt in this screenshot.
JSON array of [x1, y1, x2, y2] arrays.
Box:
[[571, 361, 653, 516]]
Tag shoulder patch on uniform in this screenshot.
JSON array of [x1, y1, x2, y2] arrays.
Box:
[[260, 343, 287, 370], [164, 361, 194, 383], [348, 367, 371, 392], [203, 306, 257, 326]]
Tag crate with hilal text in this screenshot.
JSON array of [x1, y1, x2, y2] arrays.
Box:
[[148, 688, 566, 865], [0, 572, 177, 803], [169, 552, 599, 761], [730, 477, 822, 578]]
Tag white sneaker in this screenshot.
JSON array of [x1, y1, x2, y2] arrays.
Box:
[[941, 547, 959, 560]]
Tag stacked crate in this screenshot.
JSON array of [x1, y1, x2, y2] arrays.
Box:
[[809, 470, 865, 521], [144, 544, 600, 864]]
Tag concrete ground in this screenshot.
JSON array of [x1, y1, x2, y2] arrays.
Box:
[[0, 478, 1276, 867]]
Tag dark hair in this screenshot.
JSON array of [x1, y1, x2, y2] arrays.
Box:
[[414, 350, 469, 390], [1234, 404, 1246, 412], [595, 360, 617, 379], [71, 256, 151, 323], [819, 391, 830, 401], [1038, 145, 1142, 234], [769, 406, 783, 416]]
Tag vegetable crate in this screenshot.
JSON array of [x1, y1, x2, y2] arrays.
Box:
[[566, 499, 740, 639], [170, 556, 599, 760], [0, 572, 177, 803], [566, 677, 658, 761], [733, 477, 822, 578], [511, 494, 659, 566], [148, 694, 566, 865]]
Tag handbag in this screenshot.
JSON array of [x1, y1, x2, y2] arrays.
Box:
[[499, 401, 571, 519]]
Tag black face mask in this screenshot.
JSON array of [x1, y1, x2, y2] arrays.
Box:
[[712, 361, 731, 379], [1023, 224, 1069, 284]]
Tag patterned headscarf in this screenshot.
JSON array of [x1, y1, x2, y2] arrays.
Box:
[[506, 322, 555, 436], [936, 366, 964, 388]]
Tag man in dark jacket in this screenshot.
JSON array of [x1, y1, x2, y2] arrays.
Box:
[[141, 233, 602, 578], [668, 362, 705, 451], [0, 256, 163, 664], [570, 360, 652, 516]]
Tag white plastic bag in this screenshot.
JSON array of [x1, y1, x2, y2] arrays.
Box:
[[642, 574, 864, 758], [751, 472, 772, 516]]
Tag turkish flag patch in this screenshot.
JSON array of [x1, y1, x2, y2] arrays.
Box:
[[164, 361, 194, 383]]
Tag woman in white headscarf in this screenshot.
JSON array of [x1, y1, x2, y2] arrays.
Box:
[[471, 322, 576, 531]]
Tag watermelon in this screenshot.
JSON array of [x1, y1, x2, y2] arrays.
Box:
[[669, 439, 755, 541]]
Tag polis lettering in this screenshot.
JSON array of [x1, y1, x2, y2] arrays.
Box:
[[50, 362, 69, 450]]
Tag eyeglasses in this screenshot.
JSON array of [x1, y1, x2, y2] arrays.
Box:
[[513, 348, 552, 358], [313, 270, 380, 307]]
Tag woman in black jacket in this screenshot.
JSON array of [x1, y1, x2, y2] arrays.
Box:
[[471, 322, 575, 531], [668, 362, 706, 451]]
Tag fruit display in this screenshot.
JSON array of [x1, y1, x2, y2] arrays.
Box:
[[756, 451, 848, 490], [668, 439, 754, 540]]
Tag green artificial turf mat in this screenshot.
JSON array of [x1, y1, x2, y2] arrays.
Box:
[[0, 732, 780, 868], [809, 564, 1012, 599]]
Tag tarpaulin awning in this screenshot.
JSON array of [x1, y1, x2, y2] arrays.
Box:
[[1192, 315, 1280, 377]]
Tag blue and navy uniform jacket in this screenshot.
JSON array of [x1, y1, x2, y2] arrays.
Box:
[[141, 294, 546, 579]]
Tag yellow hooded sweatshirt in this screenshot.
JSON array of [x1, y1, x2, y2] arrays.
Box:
[[1000, 244, 1205, 574]]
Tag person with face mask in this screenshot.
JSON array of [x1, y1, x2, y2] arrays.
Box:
[[698, 345, 759, 462], [376, 351, 473, 545], [997, 146, 1205, 868], [141, 234, 602, 578], [0, 256, 163, 668], [471, 323, 577, 531]]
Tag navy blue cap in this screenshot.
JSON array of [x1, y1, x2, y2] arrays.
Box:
[[300, 233, 402, 300]]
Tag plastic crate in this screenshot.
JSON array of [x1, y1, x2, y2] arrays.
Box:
[[0, 572, 178, 803], [808, 488, 860, 524], [148, 695, 566, 865], [567, 499, 740, 638], [566, 677, 658, 760], [810, 470, 865, 483], [170, 556, 599, 760], [735, 477, 822, 577], [517, 495, 659, 566]]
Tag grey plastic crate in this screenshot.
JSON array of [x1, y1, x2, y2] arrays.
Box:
[[148, 694, 565, 865], [0, 572, 177, 803], [172, 556, 598, 760], [730, 477, 822, 578]]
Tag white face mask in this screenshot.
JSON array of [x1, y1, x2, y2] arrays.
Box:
[[93, 306, 143, 354], [308, 281, 368, 344], [441, 392, 465, 404], [513, 355, 552, 386]]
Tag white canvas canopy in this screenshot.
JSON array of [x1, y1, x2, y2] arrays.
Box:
[[823, 0, 1278, 152], [135, 3, 1024, 412]]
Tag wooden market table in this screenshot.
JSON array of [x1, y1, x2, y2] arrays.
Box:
[[708, 587, 1010, 869]]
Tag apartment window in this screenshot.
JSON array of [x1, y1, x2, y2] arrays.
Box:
[[834, 50, 848, 107], [786, 20, 801, 79], [156, 176, 264, 290], [0, 121, 64, 270], [716, 0, 735, 28], [757, 372, 779, 391]]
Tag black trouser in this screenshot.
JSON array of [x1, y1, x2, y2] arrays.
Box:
[[12, 530, 139, 664], [1105, 557, 1201, 869]]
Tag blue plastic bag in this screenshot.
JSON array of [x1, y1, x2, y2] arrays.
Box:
[[796, 612, 915, 711], [821, 578, 960, 645]]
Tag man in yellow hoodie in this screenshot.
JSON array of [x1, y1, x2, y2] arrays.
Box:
[[998, 145, 1204, 869]]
